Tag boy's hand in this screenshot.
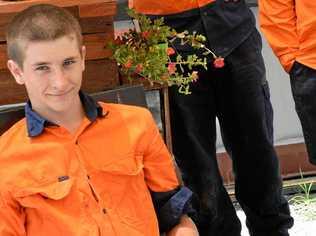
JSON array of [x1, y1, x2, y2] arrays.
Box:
[[166, 215, 199, 236]]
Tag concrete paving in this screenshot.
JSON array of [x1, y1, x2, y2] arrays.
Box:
[[237, 205, 316, 236]]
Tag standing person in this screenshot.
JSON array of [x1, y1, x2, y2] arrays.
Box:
[[0, 4, 199, 236], [130, 0, 294, 235], [259, 1, 316, 165]]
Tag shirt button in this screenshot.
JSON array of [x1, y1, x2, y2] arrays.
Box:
[[102, 208, 107, 214]]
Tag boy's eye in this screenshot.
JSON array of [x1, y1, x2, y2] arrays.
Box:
[[35, 65, 50, 71], [63, 60, 76, 66]]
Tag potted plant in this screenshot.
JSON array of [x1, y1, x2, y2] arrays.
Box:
[[109, 9, 224, 94]]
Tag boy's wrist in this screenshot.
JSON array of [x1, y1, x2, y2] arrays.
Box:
[[166, 215, 199, 236]]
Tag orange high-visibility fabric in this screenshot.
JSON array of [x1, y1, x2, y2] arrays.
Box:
[[129, 0, 215, 15], [259, 0, 316, 72], [0, 103, 179, 236]]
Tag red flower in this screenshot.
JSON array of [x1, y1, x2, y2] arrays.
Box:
[[135, 64, 143, 73], [124, 60, 133, 69], [142, 31, 151, 39], [213, 57, 225, 68], [166, 47, 175, 56], [167, 63, 177, 75]]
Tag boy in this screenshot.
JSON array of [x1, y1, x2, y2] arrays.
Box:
[[0, 4, 197, 236]]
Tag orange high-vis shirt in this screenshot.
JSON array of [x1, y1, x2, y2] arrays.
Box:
[[0, 102, 181, 236], [259, 0, 316, 72], [129, 0, 215, 15]]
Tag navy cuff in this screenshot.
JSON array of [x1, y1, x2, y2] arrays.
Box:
[[151, 186, 194, 233]]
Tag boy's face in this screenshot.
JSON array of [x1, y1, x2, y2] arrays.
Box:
[[7, 35, 86, 116]]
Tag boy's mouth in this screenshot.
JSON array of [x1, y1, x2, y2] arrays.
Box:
[[47, 88, 73, 97]]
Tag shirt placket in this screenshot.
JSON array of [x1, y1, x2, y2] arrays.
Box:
[[73, 127, 116, 236]]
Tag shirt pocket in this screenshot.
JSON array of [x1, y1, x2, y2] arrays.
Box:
[[11, 178, 94, 235], [100, 154, 144, 176], [99, 155, 154, 231], [98, 154, 145, 204], [13, 177, 74, 208]]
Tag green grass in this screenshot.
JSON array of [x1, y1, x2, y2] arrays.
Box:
[[289, 171, 316, 221]]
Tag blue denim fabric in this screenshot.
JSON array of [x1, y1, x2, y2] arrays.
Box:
[[25, 91, 103, 137], [169, 29, 293, 236], [290, 62, 316, 165], [152, 186, 195, 232], [25, 103, 46, 137]]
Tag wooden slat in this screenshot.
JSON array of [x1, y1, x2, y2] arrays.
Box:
[[82, 59, 119, 93], [217, 142, 316, 185], [0, 59, 119, 105], [79, 2, 116, 18], [0, 32, 114, 70], [0, 4, 116, 42], [161, 87, 173, 153], [80, 16, 113, 34], [227, 176, 316, 198], [0, 12, 14, 42], [0, 15, 114, 43], [0, 44, 6, 70], [85, 32, 114, 61], [0, 72, 27, 104], [0, 0, 116, 14]]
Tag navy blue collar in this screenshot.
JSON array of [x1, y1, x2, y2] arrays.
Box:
[[25, 91, 105, 137]]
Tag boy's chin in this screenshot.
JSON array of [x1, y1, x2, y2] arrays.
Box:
[[52, 103, 75, 113]]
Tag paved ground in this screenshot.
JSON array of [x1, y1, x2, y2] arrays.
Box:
[[237, 205, 316, 236]]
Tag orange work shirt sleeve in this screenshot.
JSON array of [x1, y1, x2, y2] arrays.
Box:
[[137, 109, 179, 192], [259, 0, 299, 72]]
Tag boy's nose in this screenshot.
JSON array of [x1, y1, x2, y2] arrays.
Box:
[[51, 69, 68, 90]]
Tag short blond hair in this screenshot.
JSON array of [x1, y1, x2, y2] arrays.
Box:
[[6, 4, 83, 68]]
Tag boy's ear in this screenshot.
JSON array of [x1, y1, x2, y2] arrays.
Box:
[[7, 60, 24, 85], [81, 45, 86, 71]]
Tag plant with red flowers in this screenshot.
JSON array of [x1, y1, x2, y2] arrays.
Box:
[[109, 9, 224, 94]]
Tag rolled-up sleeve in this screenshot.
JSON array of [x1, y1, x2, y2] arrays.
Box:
[[151, 186, 195, 232], [138, 109, 195, 232]]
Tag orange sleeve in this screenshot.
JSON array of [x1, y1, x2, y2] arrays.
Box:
[[0, 193, 26, 236], [259, 0, 298, 72], [140, 110, 180, 192]]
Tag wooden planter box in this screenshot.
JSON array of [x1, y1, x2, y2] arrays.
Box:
[[0, 0, 119, 105]]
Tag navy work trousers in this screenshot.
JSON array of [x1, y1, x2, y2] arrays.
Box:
[[169, 29, 294, 236], [290, 62, 316, 165]]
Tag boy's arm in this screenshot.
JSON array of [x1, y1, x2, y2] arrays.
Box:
[[259, 0, 298, 72], [166, 215, 199, 236], [0, 193, 26, 235], [138, 109, 196, 233]]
